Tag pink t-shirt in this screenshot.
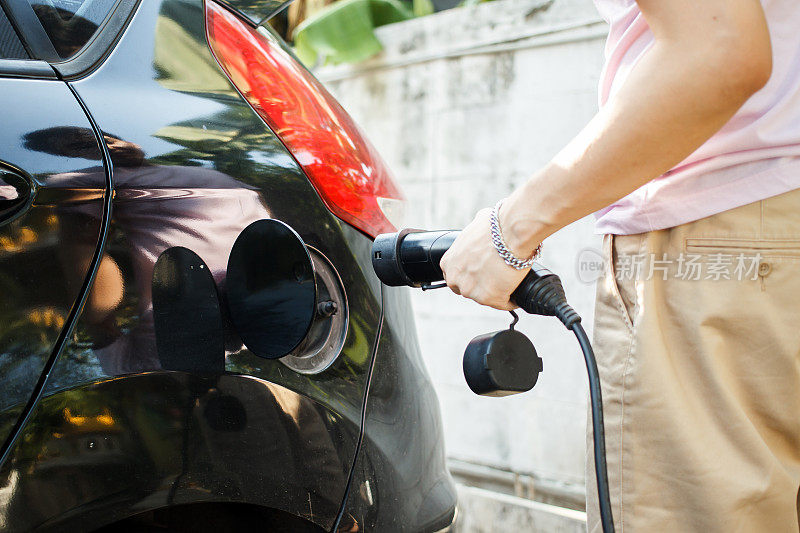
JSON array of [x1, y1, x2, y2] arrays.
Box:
[[593, 0, 800, 235]]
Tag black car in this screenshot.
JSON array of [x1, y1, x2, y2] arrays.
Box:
[[0, 1, 456, 531]]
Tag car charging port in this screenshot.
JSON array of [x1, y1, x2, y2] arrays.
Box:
[[225, 219, 348, 373], [280, 247, 349, 375]]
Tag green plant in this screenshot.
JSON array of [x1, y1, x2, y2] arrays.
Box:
[[293, 0, 414, 65]]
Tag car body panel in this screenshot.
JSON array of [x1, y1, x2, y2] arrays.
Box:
[[0, 0, 457, 530], [1, 0, 380, 530], [2, 372, 355, 532], [56, 0, 381, 427], [0, 77, 107, 453], [340, 286, 457, 532]]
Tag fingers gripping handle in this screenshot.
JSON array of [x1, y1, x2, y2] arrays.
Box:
[[372, 230, 580, 325], [511, 268, 581, 327]]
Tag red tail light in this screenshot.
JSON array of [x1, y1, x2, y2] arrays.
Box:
[[206, 2, 403, 238]]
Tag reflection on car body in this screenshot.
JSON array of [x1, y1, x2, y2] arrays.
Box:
[[0, 0, 457, 531]]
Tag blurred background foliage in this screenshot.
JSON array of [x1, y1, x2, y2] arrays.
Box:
[[269, 0, 491, 65]]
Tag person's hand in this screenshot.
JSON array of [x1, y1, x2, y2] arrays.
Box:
[[439, 208, 533, 311]]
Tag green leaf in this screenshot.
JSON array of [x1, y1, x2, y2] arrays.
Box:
[[412, 0, 434, 17], [293, 0, 413, 65]]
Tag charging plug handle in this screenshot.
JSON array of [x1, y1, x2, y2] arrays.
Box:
[[373, 229, 579, 327], [372, 229, 458, 287]]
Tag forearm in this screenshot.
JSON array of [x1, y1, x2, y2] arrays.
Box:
[[501, 1, 771, 254]]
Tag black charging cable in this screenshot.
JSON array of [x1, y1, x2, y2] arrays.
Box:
[[574, 322, 613, 532], [512, 269, 614, 533], [372, 229, 616, 533]]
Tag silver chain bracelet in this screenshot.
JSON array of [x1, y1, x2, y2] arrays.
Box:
[[490, 200, 542, 270]]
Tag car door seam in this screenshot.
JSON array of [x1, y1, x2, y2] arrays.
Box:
[[0, 82, 114, 470], [330, 284, 385, 533]]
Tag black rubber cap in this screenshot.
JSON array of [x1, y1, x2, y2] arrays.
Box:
[[463, 329, 543, 397]]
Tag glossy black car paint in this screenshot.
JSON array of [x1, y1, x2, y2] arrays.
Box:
[[0, 79, 106, 449], [342, 285, 457, 531], [0, 1, 456, 531]]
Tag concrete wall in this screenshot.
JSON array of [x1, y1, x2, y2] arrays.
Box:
[[317, 0, 607, 512]]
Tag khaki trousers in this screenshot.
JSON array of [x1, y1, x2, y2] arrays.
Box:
[[587, 189, 800, 532]]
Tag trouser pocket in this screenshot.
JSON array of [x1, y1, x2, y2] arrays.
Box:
[[685, 237, 800, 258], [604, 234, 639, 331]]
